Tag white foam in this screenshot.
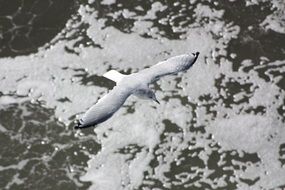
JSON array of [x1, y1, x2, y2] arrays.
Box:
[[0, 1, 285, 189]]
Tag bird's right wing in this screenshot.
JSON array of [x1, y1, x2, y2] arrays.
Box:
[[75, 86, 132, 129], [146, 61, 178, 83], [141, 54, 198, 84]]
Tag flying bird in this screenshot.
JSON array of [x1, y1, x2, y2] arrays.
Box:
[[75, 52, 199, 129]]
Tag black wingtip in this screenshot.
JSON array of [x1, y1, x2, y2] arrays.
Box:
[[74, 119, 98, 129], [192, 52, 200, 64], [74, 119, 83, 129], [191, 52, 200, 59]]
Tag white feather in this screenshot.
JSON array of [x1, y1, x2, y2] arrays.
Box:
[[103, 70, 126, 83]]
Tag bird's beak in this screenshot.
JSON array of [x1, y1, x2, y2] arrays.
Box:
[[153, 97, 160, 104]]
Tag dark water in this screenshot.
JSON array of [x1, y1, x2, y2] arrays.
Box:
[[0, 0, 285, 189]]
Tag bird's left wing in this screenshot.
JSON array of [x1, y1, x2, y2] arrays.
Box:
[[75, 86, 132, 129]]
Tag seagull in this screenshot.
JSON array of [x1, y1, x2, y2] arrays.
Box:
[[75, 52, 199, 129]]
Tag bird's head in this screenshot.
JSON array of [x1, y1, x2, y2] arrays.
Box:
[[147, 90, 160, 104]]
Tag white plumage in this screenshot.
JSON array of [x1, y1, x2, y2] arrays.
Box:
[[75, 52, 199, 129], [103, 70, 126, 83]]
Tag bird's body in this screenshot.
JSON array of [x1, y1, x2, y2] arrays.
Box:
[[75, 52, 199, 129]]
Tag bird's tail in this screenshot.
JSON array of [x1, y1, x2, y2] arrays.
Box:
[[103, 70, 126, 83]]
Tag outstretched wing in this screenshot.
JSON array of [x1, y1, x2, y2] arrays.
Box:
[[142, 53, 199, 84], [75, 86, 132, 129]]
